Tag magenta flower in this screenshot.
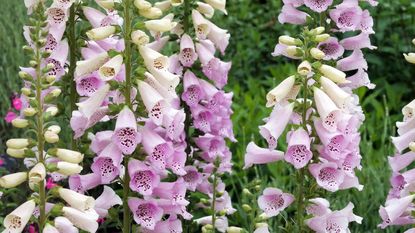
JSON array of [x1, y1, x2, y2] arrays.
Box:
[[46, 178, 57, 190], [4, 111, 17, 123], [128, 159, 160, 196], [128, 198, 164, 230], [258, 188, 294, 217], [12, 97, 22, 110]]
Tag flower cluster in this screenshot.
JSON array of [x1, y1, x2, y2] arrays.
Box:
[[161, 0, 235, 231], [68, 0, 193, 231], [0, 1, 108, 232], [244, 0, 376, 231], [379, 38, 415, 231]]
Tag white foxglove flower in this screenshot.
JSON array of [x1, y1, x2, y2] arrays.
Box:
[[131, 30, 149, 46], [319, 64, 349, 84], [28, 163, 46, 183], [134, 0, 151, 9], [278, 35, 300, 46], [98, 54, 123, 81], [62, 207, 99, 233], [319, 76, 351, 109], [310, 48, 325, 60], [54, 149, 84, 164], [139, 7, 163, 19], [59, 188, 95, 211], [86, 26, 116, 41], [154, 0, 172, 11], [170, 0, 183, 6], [145, 14, 177, 32], [43, 223, 60, 233], [297, 61, 312, 76], [57, 161, 83, 176], [404, 53, 415, 64], [192, 10, 210, 39], [3, 200, 36, 233], [139, 45, 169, 70], [6, 139, 30, 149], [0, 172, 27, 188], [205, 0, 227, 14], [196, 2, 214, 18], [403, 100, 415, 121], [54, 217, 78, 233], [96, 0, 120, 10], [47, 125, 61, 134], [266, 75, 295, 108], [314, 86, 346, 132], [46, 106, 59, 116], [45, 131, 59, 144], [75, 52, 109, 77]]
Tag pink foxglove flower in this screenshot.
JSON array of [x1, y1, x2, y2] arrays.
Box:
[[258, 188, 294, 217], [128, 198, 164, 230]]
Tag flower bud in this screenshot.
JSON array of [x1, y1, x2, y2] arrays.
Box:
[[47, 125, 61, 134], [49, 148, 84, 164], [242, 188, 252, 196], [315, 33, 330, 42], [21, 87, 31, 96], [205, 0, 227, 14], [57, 162, 83, 176], [319, 64, 348, 84], [12, 119, 29, 128], [0, 172, 27, 188], [404, 53, 415, 64], [170, 0, 183, 6], [51, 89, 62, 97], [409, 142, 415, 152], [154, 0, 172, 11], [45, 131, 59, 144], [46, 106, 59, 116], [257, 213, 269, 221], [96, 0, 119, 9], [6, 138, 30, 149], [197, 2, 215, 18], [227, 227, 244, 233], [29, 60, 37, 67], [46, 63, 55, 70], [412, 38, 415, 46], [24, 107, 37, 117], [134, 0, 151, 9], [298, 61, 312, 76], [46, 75, 56, 83], [310, 48, 325, 60], [86, 26, 116, 41], [131, 30, 150, 46], [278, 35, 301, 46], [29, 163, 46, 183], [145, 16, 177, 32], [242, 204, 252, 212], [139, 7, 163, 19], [18, 71, 30, 79], [310, 26, 325, 35], [255, 222, 268, 228], [286, 46, 301, 57], [6, 148, 26, 158], [59, 188, 95, 211]]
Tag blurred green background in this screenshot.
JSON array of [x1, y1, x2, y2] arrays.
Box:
[[1, 0, 415, 232]]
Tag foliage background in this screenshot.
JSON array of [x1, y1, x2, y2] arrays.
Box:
[[1, 0, 415, 232]]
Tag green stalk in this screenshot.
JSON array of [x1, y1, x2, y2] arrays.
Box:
[[34, 7, 46, 231], [211, 171, 218, 233], [122, 0, 133, 232], [67, 4, 77, 150]]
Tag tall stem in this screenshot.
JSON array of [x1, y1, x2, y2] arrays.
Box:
[[122, 0, 132, 232], [34, 11, 46, 231], [67, 4, 77, 150], [211, 171, 218, 233]]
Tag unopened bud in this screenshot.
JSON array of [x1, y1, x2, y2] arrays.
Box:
[[12, 119, 29, 128], [404, 53, 415, 64], [242, 188, 252, 196], [46, 106, 59, 116], [44, 131, 59, 144], [46, 63, 55, 70], [242, 204, 252, 212], [409, 142, 415, 152], [19, 71, 30, 79], [255, 222, 268, 228], [29, 163, 46, 183], [0, 172, 27, 188], [310, 26, 325, 35], [315, 34, 330, 42], [286, 46, 300, 57], [51, 89, 62, 97], [46, 75, 56, 83], [24, 107, 37, 117], [47, 125, 61, 134], [139, 7, 163, 19], [258, 213, 269, 221], [6, 138, 30, 149], [226, 226, 244, 233], [278, 35, 301, 46], [6, 148, 26, 158], [131, 30, 150, 46], [21, 87, 31, 96], [29, 60, 37, 67], [134, 0, 151, 10], [310, 48, 325, 60]]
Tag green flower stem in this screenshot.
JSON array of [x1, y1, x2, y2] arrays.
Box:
[[34, 5, 46, 231], [67, 4, 77, 150], [122, 0, 133, 232]]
